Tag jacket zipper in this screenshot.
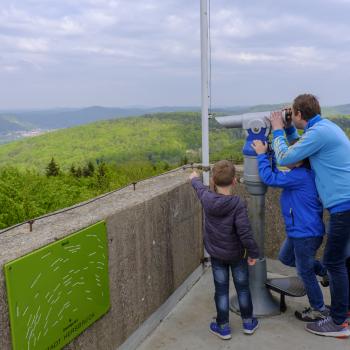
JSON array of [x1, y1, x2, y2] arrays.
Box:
[[290, 208, 295, 226]]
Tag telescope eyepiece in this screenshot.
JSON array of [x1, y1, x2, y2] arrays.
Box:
[[281, 108, 293, 125]]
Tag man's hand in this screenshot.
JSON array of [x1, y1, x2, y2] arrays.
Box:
[[247, 257, 256, 266], [270, 111, 284, 130], [251, 140, 268, 154], [189, 171, 199, 180]]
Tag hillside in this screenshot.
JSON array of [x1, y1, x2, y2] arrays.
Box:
[[0, 112, 244, 171], [0, 111, 245, 229], [1, 110, 349, 173], [1, 111, 349, 230], [1, 104, 349, 146], [0, 115, 31, 132]]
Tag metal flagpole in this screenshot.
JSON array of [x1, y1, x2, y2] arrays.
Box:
[[200, 0, 210, 186], [200, 0, 210, 260]]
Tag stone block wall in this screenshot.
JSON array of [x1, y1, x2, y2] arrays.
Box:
[[0, 170, 203, 350]]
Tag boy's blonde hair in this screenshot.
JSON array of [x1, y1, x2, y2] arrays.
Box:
[[212, 160, 236, 187]]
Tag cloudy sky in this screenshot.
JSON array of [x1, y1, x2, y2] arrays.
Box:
[[1, 0, 350, 108]]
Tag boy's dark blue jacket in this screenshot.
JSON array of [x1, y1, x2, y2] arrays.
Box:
[[191, 177, 259, 261], [257, 153, 324, 238]]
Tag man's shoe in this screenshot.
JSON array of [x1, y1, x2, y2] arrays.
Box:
[[295, 307, 329, 322], [243, 318, 259, 335], [209, 322, 232, 340], [305, 316, 350, 338]]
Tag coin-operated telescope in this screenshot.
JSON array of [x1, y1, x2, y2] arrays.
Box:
[[216, 111, 283, 316], [217, 112, 271, 196], [216, 109, 292, 195]]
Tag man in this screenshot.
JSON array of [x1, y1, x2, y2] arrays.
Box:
[[270, 93, 350, 338]]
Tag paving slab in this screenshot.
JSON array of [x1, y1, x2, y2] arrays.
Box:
[[137, 260, 349, 350]]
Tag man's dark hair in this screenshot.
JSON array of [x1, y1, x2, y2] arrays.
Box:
[[292, 94, 321, 121], [212, 160, 236, 186]]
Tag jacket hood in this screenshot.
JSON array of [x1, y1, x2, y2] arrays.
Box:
[[205, 193, 240, 216]]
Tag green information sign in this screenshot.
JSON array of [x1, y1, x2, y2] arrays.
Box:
[[4, 221, 110, 350]]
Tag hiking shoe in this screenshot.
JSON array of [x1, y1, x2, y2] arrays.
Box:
[[295, 307, 329, 322], [243, 318, 259, 335], [305, 316, 350, 338], [320, 274, 329, 287], [209, 321, 232, 340]]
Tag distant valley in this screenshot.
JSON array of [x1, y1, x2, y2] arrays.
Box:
[[1, 103, 350, 144]]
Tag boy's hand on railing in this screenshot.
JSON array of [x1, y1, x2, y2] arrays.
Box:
[[189, 171, 199, 180], [251, 140, 268, 154], [247, 257, 257, 266]]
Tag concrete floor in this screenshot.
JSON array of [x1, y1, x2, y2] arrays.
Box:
[[137, 260, 349, 350]]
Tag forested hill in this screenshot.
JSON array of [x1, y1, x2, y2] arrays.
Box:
[[0, 111, 349, 230], [0, 112, 244, 171]]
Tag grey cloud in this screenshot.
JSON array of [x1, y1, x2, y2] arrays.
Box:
[[1, 0, 350, 108]]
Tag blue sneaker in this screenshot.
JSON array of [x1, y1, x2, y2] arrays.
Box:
[[209, 321, 232, 340], [243, 318, 259, 335]]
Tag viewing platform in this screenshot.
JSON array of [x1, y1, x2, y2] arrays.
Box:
[[137, 260, 347, 350]]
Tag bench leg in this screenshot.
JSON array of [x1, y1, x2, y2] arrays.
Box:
[[280, 294, 287, 313]]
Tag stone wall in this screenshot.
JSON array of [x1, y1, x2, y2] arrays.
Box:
[[233, 176, 285, 259], [0, 170, 203, 350]]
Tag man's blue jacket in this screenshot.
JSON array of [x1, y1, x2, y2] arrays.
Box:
[[257, 153, 325, 238]]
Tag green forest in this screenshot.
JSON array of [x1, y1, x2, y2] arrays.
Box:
[[0, 112, 245, 170], [0, 112, 349, 230], [0, 112, 244, 229]]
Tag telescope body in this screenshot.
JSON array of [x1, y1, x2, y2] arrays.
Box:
[[216, 112, 271, 137], [216, 112, 272, 194]]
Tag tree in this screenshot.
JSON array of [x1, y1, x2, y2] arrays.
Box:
[[96, 162, 110, 191], [69, 165, 76, 176], [163, 161, 170, 171], [75, 167, 82, 178], [180, 155, 189, 165], [46, 158, 60, 177], [83, 161, 95, 177]]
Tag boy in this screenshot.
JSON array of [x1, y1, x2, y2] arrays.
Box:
[[251, 140, 328, 322], [190, 160, 259, 340]]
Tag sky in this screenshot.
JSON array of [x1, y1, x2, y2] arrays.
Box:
[[1, 0, 350, 109]]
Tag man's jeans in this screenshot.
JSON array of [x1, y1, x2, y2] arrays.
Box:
[[278, 236, 326, 310], [211, 257, 253, 325], [347, 239, 350, 311], [323, 210, 350, 324]]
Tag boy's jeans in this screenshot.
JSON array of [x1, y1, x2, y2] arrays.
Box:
[[278, 236, 326, 310], [211, 257, 253, 325], [323, 210, 350, 324]]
